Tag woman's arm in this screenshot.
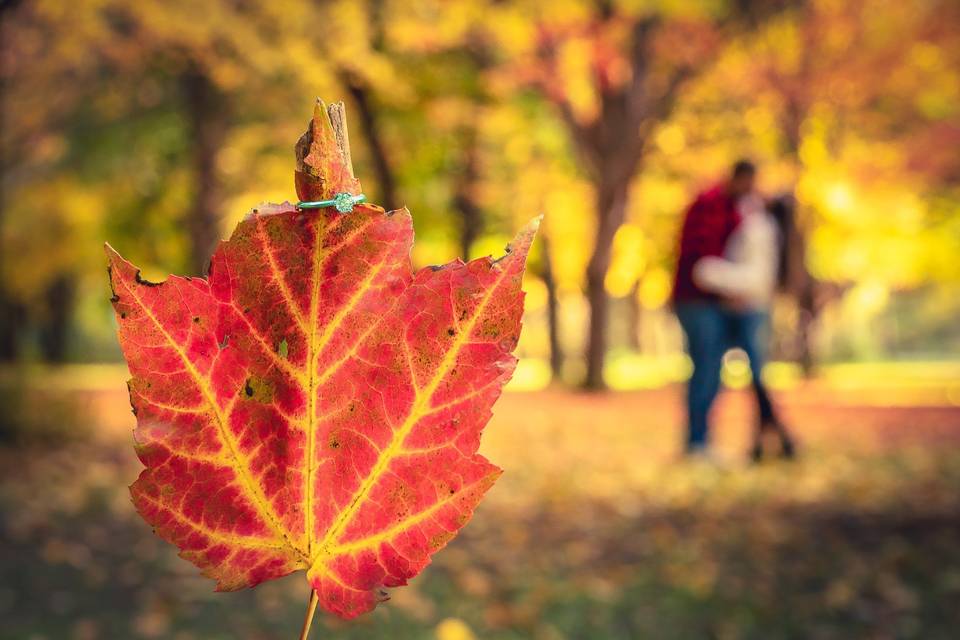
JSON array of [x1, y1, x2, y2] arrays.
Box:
[[693, 217, 778, 301]]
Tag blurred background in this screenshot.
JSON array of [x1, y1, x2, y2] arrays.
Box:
[[1, 0, 959, 638]]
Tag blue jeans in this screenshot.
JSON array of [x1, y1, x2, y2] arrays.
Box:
[[726, 310, 777, 425], [676, 304, 777, 451], [675, 302, 727, 451]]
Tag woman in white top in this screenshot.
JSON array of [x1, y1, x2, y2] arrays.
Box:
[[693, 193, 797, 461]]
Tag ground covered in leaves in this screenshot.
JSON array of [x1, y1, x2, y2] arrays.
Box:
[[2, 366, 959, 639]]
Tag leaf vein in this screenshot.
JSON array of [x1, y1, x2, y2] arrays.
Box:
[[308, 262, 513, 569], [119, 275, 309, 563]]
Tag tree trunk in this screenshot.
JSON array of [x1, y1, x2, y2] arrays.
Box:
[[539, 233, 563, 381], [452, 125, 482, 260], [0, 0, 26, 361], [181, 65, 227, 275], [584, 179, 629, 390], [781, 105, 817, 377], [626, 279, 641, 351], [39, 273, 75, 362], [0, 298, 25, 361], [796, 282, 816, 376], [343, 74, 399, 211]]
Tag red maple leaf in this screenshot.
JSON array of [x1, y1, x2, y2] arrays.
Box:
[[107, 102, 538, 623]]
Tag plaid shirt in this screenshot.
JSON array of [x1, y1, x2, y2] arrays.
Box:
[[672, 184, 742, 304]]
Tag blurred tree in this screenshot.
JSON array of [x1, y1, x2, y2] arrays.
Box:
[[450, 43, 496, 260], [312, 0, 495, 256], [537, 232, 564, 379], [642, 0, 960, 368], [342, 71, 400, 212], [336, 0, 400, 212], [0, 0, 322, 357], [451, 109, 483, 259], [1, 0, 111, 361], [1, 0, 957, 373], [180, 62, 228, 273], [502, 0, 787, 389], [725, 0, 959, 371], [0, 0, 25, 360]]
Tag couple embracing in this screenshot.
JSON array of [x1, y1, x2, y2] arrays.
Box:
[[672, 160, 796, 462]]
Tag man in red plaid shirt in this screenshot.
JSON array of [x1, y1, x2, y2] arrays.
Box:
[[672, 160, 756, 454]]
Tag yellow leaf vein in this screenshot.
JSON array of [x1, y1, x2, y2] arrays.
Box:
[[137, 493, 288, 552], [308, 261, 513, 571], [120, 276, 309, 564]]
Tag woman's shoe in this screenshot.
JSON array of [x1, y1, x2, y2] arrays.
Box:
[[780, 435, 797, 460]]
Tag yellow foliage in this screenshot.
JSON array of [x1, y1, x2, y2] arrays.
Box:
[[435, 617, 477, 640], [605, 223, 646, 297], [3, 0, 959, 366], [558, 37, 600, 123], [639, 269, 673, 310], [655, 125, 687, 156]]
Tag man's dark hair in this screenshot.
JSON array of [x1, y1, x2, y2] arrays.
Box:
[[732, 159, 756, 178]]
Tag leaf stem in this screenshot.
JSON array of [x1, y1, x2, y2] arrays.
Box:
[[299, 588, 319, 640]]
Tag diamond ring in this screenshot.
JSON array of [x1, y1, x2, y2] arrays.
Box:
[[297, 192, 366, 213]]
